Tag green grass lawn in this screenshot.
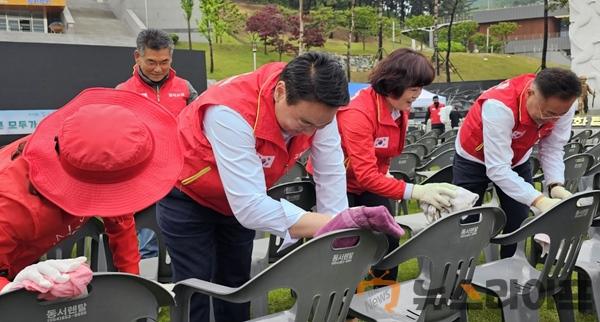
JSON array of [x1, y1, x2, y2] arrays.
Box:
[[176, 33, 564, 83]]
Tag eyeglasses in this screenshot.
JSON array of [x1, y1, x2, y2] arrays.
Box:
[[534, 98, 565, 120]]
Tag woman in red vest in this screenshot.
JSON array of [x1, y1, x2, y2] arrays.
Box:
[[158, 52, 402, 322], [0, 89, 183, 296], [453, 68, 580, 258], [336, 48, 459, 283]]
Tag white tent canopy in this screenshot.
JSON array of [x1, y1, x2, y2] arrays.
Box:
[[347, 82, 446, 108]]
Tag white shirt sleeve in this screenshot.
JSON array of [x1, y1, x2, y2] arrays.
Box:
[[482, 99, 543, 206], [310, 116, 349, 215], [203, 105, 305, 244], [538, 102, 576, 185]]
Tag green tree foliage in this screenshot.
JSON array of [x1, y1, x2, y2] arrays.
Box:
[[180, 0, 194, 50], [405, 14, 434, 50], [489, 21, 518, 53]]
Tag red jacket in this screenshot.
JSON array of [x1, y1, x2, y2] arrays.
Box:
[[0, 137, 140, 290], [117, 67, 191, 116], [459, 74, 556, 165], [337, 87, 409, 199], [427, 103, 445, 124], [177, 63, 314, 215]]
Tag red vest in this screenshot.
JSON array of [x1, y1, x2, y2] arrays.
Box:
[[428, 103, 444, 124], [459, 74, 556, 165], [339, 87, 408, 195], [117, 67, 190, 116], [177, 63, 314, 215]]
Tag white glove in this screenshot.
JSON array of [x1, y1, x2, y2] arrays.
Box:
[[0, 257, 87, 294], [411, 183, 458, 210], [532, 196, 561, 213], [550, 185, 572, 200]]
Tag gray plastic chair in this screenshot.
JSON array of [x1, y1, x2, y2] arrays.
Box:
[[0, 272, 174, 322], [563, 142, 583, 159], [571, 129, 592, 146], [416, 136, 439, 155], [470, 191, 600, 322], [438, 129, 458, 142], [404, 143, 428, 161], [587, 131, 600, 146], [275, 161, 310, 185], [350, 206, 506, 322], [562, 153, 593, 193], [172, 229, 389, 322], [390, 152, 420, 182], [415, 149, 455, 182], [395, 165, 453, 235], [573, 220, 600, 320], [423, 141, 455, 162], [45, 217, 114, 272], [584, 143, 600, 161]]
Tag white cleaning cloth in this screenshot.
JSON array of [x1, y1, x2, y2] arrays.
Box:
[[420, 186, 479, 224]]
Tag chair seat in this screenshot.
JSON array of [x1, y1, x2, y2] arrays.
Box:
[[395, 213, 428, 234], [471, 256, 541, 300]]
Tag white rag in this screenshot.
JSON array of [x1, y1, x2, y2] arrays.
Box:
[[420, 187, 479, 224]]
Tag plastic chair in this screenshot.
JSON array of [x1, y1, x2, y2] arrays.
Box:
[[403, 143, 428, 161], [349, 207, 506, 322], [438, 129, 458, 143], [573, 219, 600, 320], [571, 129, 592, 146], [422, 141, 455, 162], [172, 229, 389, 322], [587, 131, 600, 146], [470, 191, 600, 322], [395, 165, 453, 235], [0, 272, 174, 322], [390, 152, 420, 182], [584, 143, 600, 161], [415, 136, 439, 155], [415, 149, 455, 182], [563, 142, 583, 159], [275, 161, 310, 185], [562, 153, 594, 193], [45, 217, 114, 272]]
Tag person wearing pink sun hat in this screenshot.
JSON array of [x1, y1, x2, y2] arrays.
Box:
[[0, 88, 183, 297]]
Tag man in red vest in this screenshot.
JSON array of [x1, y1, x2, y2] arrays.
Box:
[[158, 52, 401, 322], [117, 28, 198, 116], [0, 89, 183, 296], [453, 68, 580, 258], [424, 95, 446, 134]]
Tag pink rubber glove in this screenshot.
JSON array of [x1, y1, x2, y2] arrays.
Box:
[[315, 206, 405, 247]]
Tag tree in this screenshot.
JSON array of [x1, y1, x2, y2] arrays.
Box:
[[198, 0, 221, 73], [310, 6, 338, 38], [180, 0, 194, 50], [405, 15, 434, 51], [246, 5, 288, 54], [489, 22, 518, 53], [217, 1, 245, 43], [541, 0, 567, 70], [353, 6, 378, 50], [347, 0, 355, 80], [451, 20, 478, 50], [289, 15, 327, 51], [444, 0, 461, 82]]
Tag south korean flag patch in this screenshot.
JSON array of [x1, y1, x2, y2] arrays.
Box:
[[374, 137, 389, 148], [258, 154, 275, 168]]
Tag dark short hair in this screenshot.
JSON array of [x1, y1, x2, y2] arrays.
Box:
[[369, 48, 435, 98], [534, 68, 581, 100], [433, 95, 439, 99], [280, 52, 349, 108], [136, 29, 174, 56]]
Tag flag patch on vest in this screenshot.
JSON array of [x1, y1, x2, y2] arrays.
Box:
[[258, 154, 275, 168], [374, 137, 389, 148], [512, 130, 525, 139]]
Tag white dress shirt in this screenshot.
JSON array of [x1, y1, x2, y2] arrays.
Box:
[[203, 105, 348, 246], [456, 99, 574, 206]]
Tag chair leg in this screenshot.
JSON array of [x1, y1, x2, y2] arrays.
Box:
[[588, 273, 600, 322], [554, 280, 575, 322], [577, 271, 594, 314]]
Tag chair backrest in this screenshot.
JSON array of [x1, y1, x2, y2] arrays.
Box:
[[512, 191, 600, 292], [563, 153, 594, 193], [173, 229, 389, 322], [587, 131, 600, 146], [375, 207, 506, 320], [422, 165, 453, 184], [390, 152, 420, 181], [411, 129, 425, 139], [134, 204, 172, 283], [45, 217, 114, 272], [418, 149, 455, 172], [405, 134, 417, 145], [529, 156, 541, 177], [0, 273, 174, 322], [564, 142, 584, 159], [275, 161, 309, 185], [584, 143, 600, 161], [571, 129, 592, 145], [403, 143, 427, 160], [266, 181, 316, 263], [424, 141, 454, 160], [415, 136, 438, 155], [439, 129, 458, 141]]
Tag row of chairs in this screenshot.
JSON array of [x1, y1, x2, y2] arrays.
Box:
[[5, 191, 599, 322]]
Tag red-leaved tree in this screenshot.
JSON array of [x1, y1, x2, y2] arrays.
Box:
[[246, 5, 287, 54]]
